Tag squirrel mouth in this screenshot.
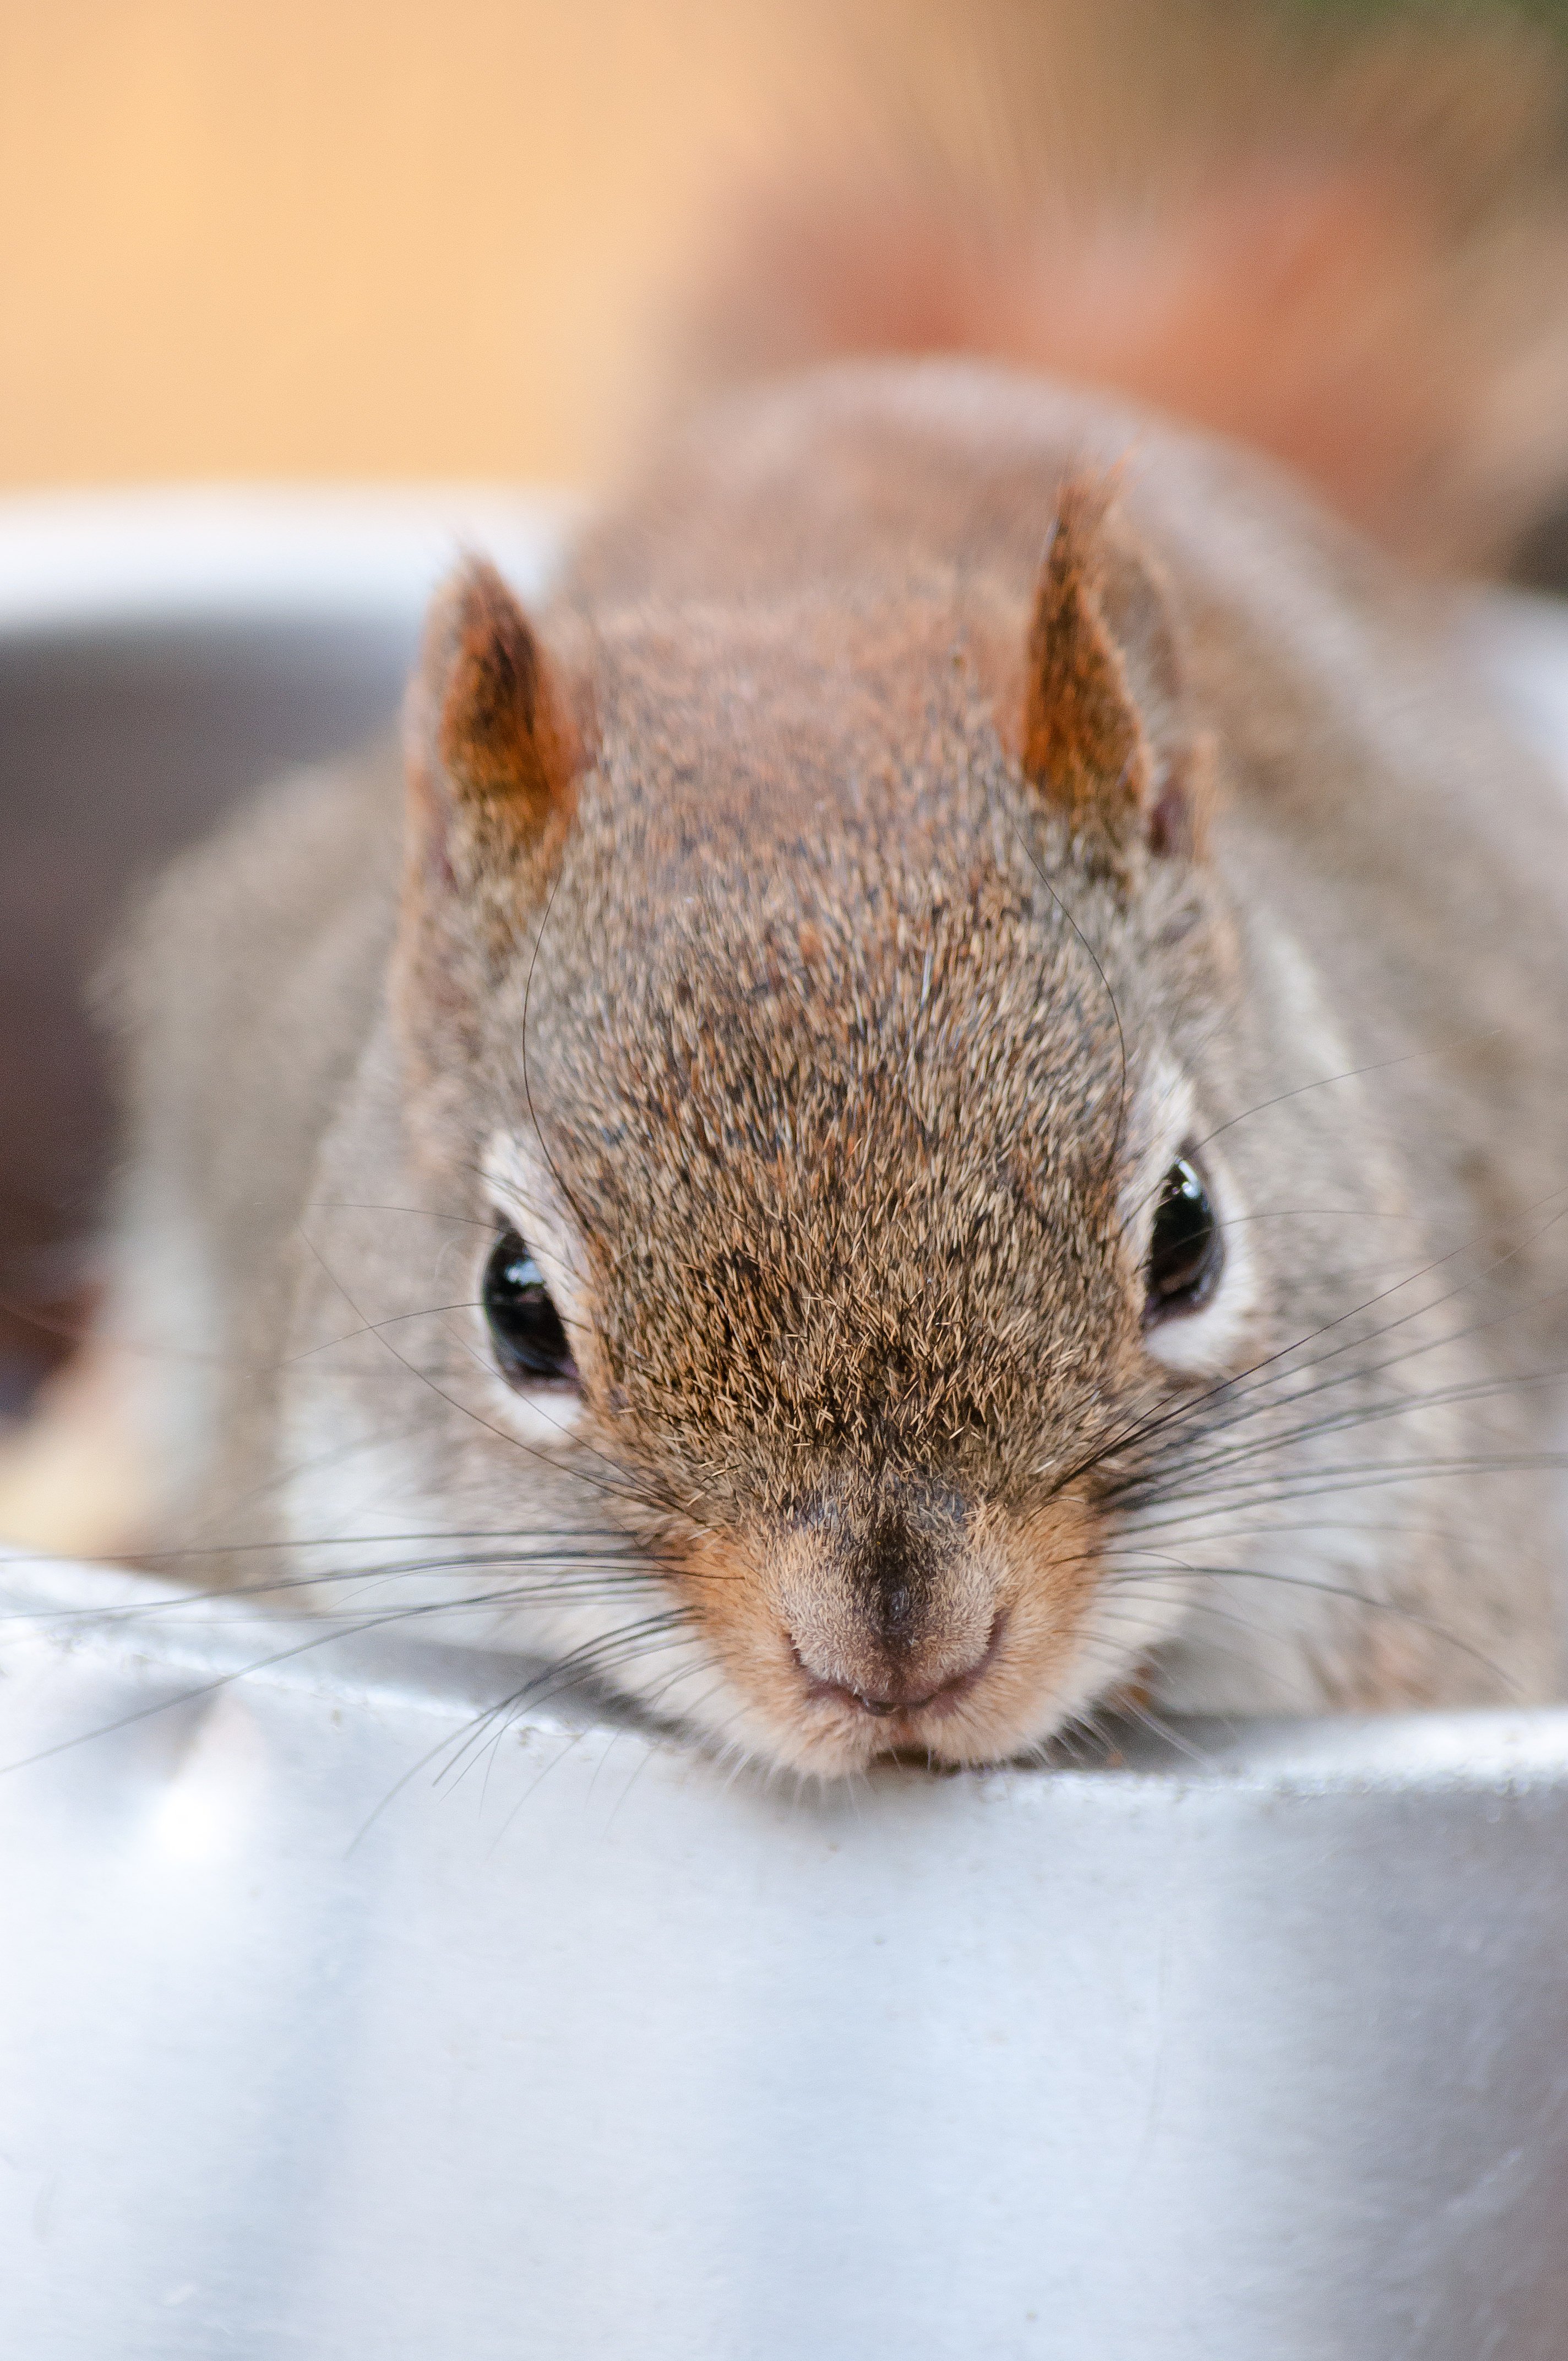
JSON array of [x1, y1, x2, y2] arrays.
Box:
[[791, 1611, 1008, 1728]]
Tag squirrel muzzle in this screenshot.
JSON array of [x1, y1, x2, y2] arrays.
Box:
[[672, 1479, 1104, 1774]]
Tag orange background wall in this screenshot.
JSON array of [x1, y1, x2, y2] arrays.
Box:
[[0, 0, 813, 492]]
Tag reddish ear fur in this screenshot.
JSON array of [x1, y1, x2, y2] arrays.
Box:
[[407, 558, 578, 891], [1022, 477, 1210, 875], [397, 562, 580, 1120]]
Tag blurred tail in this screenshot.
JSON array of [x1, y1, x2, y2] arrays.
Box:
[[685, 0, 1568, 574]]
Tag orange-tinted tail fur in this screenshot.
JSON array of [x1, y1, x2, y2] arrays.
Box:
[[687, 0, 1568, 573]]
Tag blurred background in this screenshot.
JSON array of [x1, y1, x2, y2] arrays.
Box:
[[7, 0, 1568, 500], [0, 0, 815, 493]]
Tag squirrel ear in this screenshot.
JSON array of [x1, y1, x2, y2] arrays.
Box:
[[405, 558, 578, 894], [1021, 477, 1210, 874]]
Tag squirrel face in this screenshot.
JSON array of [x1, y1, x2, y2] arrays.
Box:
[[390, 400, 1260, 1775]]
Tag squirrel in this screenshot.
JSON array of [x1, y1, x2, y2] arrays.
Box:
[[91, 1, 1568, 1775]]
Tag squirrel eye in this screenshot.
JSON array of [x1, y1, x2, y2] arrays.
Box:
[[1144, 1154, 1223, 1322], [483, 1225, 577, 1385]]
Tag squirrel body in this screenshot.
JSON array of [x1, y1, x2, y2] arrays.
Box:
[[109, 362, 1568, 1773]]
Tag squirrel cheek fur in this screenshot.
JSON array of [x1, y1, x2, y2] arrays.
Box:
[[382, 449, 1253, 1775]]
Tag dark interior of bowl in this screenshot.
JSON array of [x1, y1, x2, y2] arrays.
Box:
[[0, 617, 415, 1413]]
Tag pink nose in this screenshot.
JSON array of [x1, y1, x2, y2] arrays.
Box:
[[793, 1614, 1005, 1720]]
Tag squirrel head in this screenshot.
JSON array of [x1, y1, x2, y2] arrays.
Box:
[[392, 375, 1251, 1775]]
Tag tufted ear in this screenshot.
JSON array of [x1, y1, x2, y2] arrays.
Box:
[[1022, 477, 1211, 879], [404, 557, 579, 907]]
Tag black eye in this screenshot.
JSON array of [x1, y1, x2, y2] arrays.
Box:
[[483, 1225, 577, 1384], [1144, 1154, 1223, 1321]]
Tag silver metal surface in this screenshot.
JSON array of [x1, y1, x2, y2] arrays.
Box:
[[2, 1552, 1567, 2360]]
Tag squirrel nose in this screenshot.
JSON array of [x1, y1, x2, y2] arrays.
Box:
[[792, 1613, 1005, 1720], [778, 1481, 1001, 1718]]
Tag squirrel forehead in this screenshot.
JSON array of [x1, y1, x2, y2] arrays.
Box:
[[493, 605, 1189, 1209], [511, 849, 1136, 1234], [493, 875, 1166, 1498], [517, 901, 1137, 1489], [569, 585, 1028, 862]]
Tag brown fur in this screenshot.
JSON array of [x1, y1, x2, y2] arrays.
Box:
[[1023, 479, 1151, 848]]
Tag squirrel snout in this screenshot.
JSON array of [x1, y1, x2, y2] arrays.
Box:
[[790, 1610, 1006, 1722], [777, 1490, 1006, 1727], [693, 1489, 1099, 1765]]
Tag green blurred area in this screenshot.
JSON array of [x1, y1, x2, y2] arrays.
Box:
[[1286, 0, 1568, 26]]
